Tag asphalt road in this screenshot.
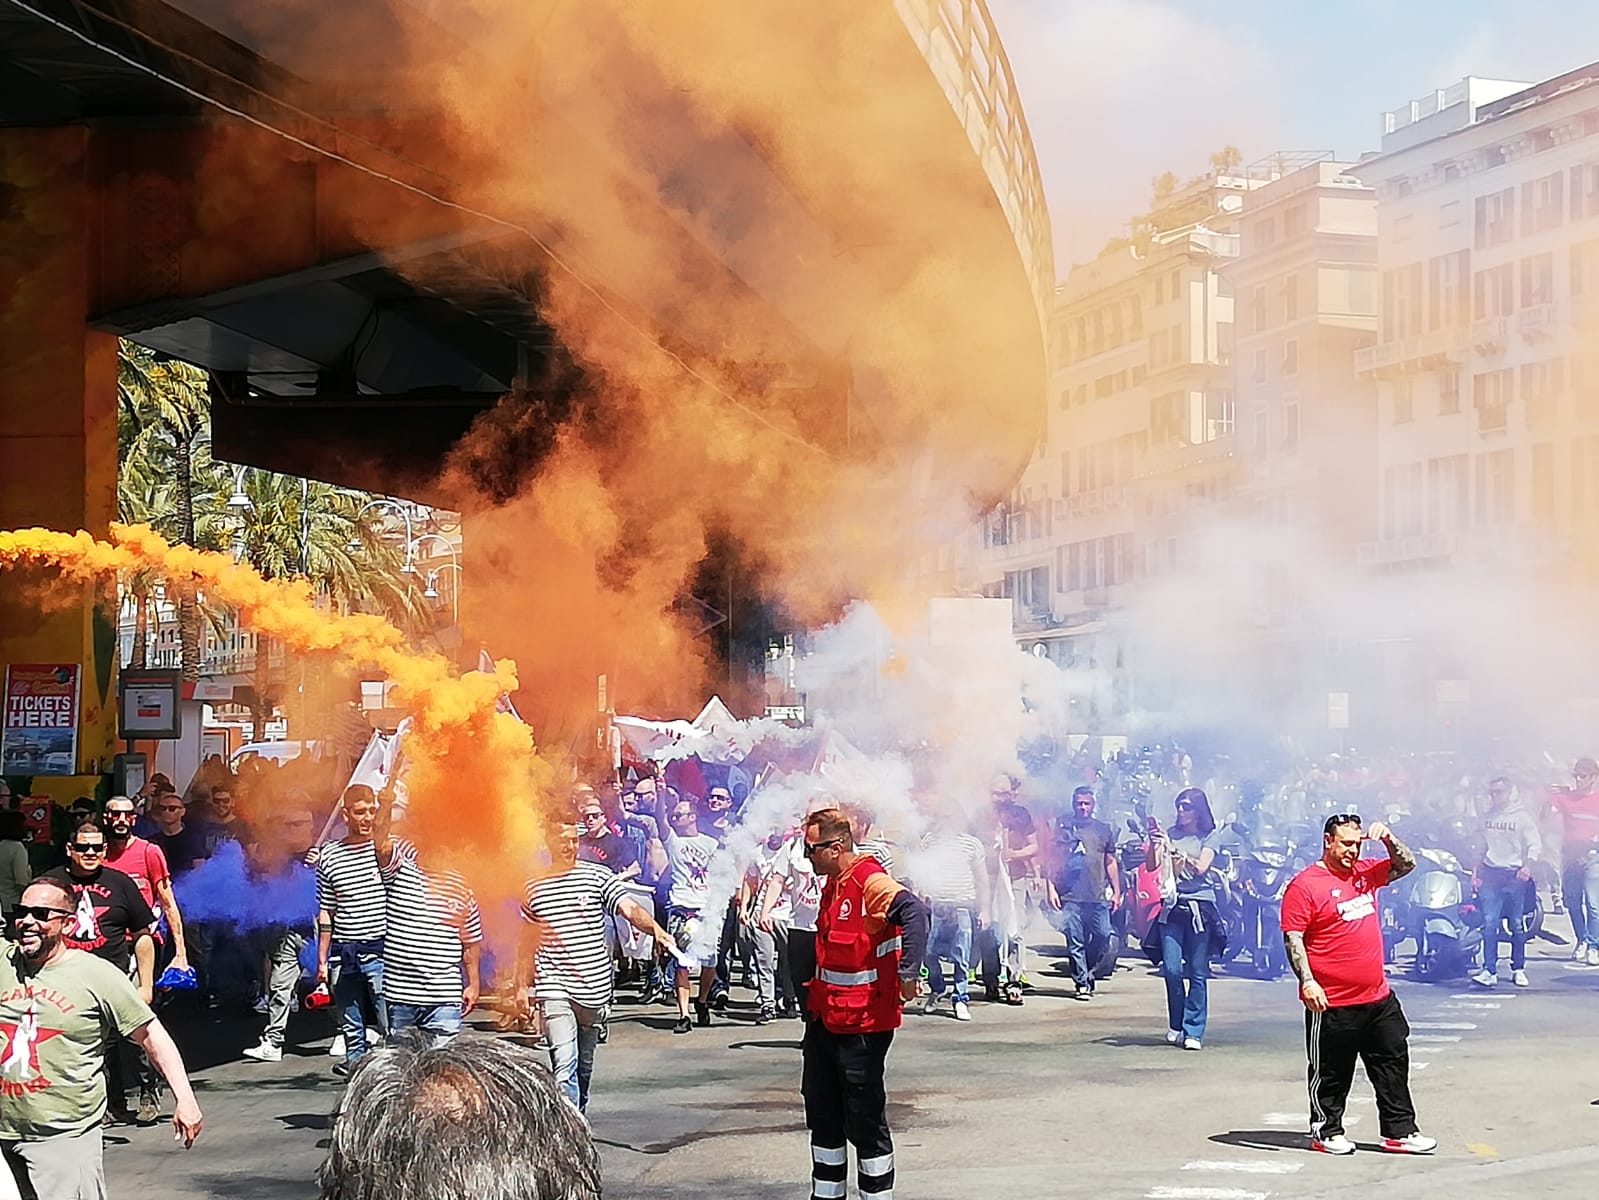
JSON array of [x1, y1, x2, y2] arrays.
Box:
[[112, 919, 1599, 1199]]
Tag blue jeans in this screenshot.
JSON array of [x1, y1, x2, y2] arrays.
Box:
[[388, 1002, 463, 1043], [1160, 908, 1211, 1042], [927, 904, 974, 1003], [1562, 859, 1599, 948], [332, 944, 387, 1066], [541, 998, 604, 1111], [1059, 900, 1113, 992], [1477, 866, 1529, 972]]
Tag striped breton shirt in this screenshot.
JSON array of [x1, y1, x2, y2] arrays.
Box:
[[912, 833, 986, 904], [380, 849, 483, 1006], [520, 861, 628, 1009], [316, 838, 407, 942]]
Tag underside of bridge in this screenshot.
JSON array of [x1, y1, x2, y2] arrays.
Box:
[[0, 0, 1050, 754]]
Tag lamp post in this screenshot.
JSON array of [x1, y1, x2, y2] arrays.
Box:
[[424, 562, 463, 628], [354, 499, 417, 573]]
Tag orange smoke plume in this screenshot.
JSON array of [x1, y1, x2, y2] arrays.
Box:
[[0, 523, 549, 882]]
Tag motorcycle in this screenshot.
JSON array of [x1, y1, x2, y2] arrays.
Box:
[[1116, 817, 1164, 950], [1236, 825, 1306, 978], [1407, 846, 1484, 981]]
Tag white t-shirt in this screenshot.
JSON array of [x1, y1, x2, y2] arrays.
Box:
[[765, 836, 824, 932], [664, 830, 720, 912]]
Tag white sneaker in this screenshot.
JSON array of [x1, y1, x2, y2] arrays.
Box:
[[242, 1041, 282, 1063], [1573, 943, 1587, 961], [1587, 946, 1599, 966], [920, 991, 944, 1014], [1382, 1132, 1438, 1154], [1470, 969, 1497, 988], [1165, 1029, 1183, 1045], [1512, 969, 1530, 987], [252, 993, 270, 1015], [1182, 1037, 1203, 1051], [367, 1027, 384, 1047], [328, 1034, 346, 1058], [1313, 1134, 1356, 1155], [953, 1001, 972, 1022]]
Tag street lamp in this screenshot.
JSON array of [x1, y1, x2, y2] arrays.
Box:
[[409, 534, 460, 626], [424, 562, 463, 627], [227, 465, 251, 512], [354, 499, 416, 572]]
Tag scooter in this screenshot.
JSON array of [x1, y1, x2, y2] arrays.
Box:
[[1237, 826, 1303, 978], [1407, 846, 1484, 981], [1117, 818, 1164, 949]]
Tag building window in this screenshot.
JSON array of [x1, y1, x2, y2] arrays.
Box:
[[1394, 379, 1414, 424], [1532, 442, 1556, 523], [1284, 203, 1307, 238], [1426, 454, 1468, 533], [1171, 269, 1181, 301], [1474, 187, 1515, 249], [1474, 449, 1516, 525], [1522, 358, 1564, 426], [1253, 348, 1268, 383], [1439, 370, 1462, 415], [1520, 252, 1554, 308], [1575, 435, 1599, 513], [1252, 407, 1269, 456], [1255, 219, 1276, 251], [1474, 368, 1514, 432], [1282, 397, 1300, 453], [1383, 263, 1425, 339], [1521, 171, 1564, 236], [1571, 161, 1599, 222], [1060, 451, 1071, 496], [1428, 250, 1471, 331], [1473, 263, 1515, 319], [1571, 237, 1599, 296], [1284, 273, 1300, 322], [1394, 214, 1415, 242], [1440, 199, 1462, 228], [1283, 339, 1300, 376], [1154, 275, 1164, 305], [1252, 284, 1268, 333]]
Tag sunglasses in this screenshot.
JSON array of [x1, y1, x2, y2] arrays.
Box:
[[70, 842, 106, 854], [581, 811, 606, 821], [1174, 801, 1193, 811], [14, 905, 71, 922], [106, 811, 134, 820], [802, 838, 843, 856], [156, 804, 185, 812]]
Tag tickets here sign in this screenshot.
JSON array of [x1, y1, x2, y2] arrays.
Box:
[[1, 664, 81, 777]]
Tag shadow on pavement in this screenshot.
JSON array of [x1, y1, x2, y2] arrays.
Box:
[[727, 1039, 802, 1051], [276, 1113, 333, 1132], [1092, 1033, 1173, 1048], [1210, 1129, 1312, 1153]]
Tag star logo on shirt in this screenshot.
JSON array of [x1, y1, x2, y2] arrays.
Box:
[[0, 1007, 66, 1081]]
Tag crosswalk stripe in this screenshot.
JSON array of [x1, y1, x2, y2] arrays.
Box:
[[1410, 1034, 1462, 1042], [1411, 1021, 1476, 1030], [1439, 1001, 1499, 1010], [1146, 1188, 1268, 1200], [1182, 1160, 1302, 1174], [1414, 1062, 1431, 1069], [1449, 992, 1514, 999]]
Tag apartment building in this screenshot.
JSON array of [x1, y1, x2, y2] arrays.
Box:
[[969, 174, 1253, 720], [1349, 66, 1599, 569]]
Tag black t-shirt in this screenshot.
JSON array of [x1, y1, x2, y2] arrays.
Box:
[[154, 824, 211, 876], [578, 830, 640, 874], [1052, 818, 1116, 903], [41, 864, 156, 971]]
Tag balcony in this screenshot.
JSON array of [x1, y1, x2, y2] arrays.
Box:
[[1518, 302, 1559, 343], [1471, 317, 1511, 356], [1353, 327, 1469, 379], [1355, 533, 1457, 567], [1056, 486, 1128, 520]]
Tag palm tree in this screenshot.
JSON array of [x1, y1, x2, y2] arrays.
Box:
[[117, 341, 219, 681]]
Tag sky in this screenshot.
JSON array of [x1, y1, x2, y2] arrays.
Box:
[[987, 0, 1599, 274]]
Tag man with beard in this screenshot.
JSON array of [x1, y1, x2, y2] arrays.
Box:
[[1046, 786, 1121, 1001], [0, 879, 202, 1199], [40, 820, 157, 1126]]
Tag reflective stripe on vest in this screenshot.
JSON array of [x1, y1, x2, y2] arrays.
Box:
[[875, 936, 902, 957], [817, 967, 878, 987]]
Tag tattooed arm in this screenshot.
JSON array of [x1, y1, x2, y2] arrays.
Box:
[[1366, 822, 1417, 881], [1283, 930, 1328, 1012]]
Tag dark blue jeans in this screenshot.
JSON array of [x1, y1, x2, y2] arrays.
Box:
[[1160, 906, 1212, 1042], [1477, 866, 1528, 972], [1058, 900, 1113, 992], [927, 904, 974, 1003]]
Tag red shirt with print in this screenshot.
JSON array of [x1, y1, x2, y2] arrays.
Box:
[[1280, 858, 1393, 1008]]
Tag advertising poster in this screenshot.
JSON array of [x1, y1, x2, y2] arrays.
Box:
[[1, 664, 81, 777]]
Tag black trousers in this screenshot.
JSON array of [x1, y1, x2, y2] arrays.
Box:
[[801, 1022, 895, 1198], [1306, 990, 1418, 1140], [787, 928, 818, 1019]]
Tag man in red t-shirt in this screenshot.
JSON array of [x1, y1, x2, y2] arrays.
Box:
[[1281, 814, 1436, 1158], [1553, 757, 1599, 962]]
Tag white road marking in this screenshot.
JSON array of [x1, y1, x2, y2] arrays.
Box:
[[1146, 1188, 1268, 1200], [1263, 1112, 1360, 1126], [1450, 992, 1514, 999], [1411, 1021, 1477, 1030], [1414, 1061, 1431, 1069], [1439, 1001, 1499, 1010], [1182, 1161, 1303, 1175], [1409, 1034, 1462, 1042]]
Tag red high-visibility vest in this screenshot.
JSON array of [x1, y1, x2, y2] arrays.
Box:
[[809, 857, 903, 1033]]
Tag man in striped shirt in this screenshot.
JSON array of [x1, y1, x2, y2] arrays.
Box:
[[910, 821, 990, 1022], [518, 822, 677, 1112], [378, 839, 483, 1043], [315, 785, 390, 1078]]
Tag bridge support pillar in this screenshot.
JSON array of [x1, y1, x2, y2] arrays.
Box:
[[0, 127, 120, 801]]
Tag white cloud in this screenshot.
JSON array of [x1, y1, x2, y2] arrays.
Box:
[[990, 0, 1280, 268]]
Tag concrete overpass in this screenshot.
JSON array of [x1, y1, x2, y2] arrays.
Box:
[[0, 0, 1051, 777]]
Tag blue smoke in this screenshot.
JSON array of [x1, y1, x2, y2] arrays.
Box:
[[173, 840, 319, 931]]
